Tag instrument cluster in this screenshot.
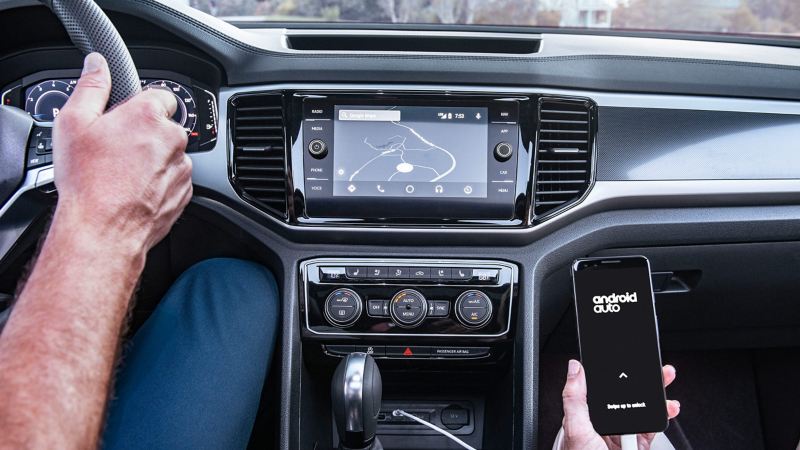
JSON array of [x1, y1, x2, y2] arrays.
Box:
[[3, 71, 218, 152]]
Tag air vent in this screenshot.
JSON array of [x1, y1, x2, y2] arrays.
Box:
[[286, 33, 541, 55], [230, 93, 288, 218], [534, 98, 593, 217]]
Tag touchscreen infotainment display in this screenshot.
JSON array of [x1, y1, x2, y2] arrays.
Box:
[[300, 95, 521, 222], [332, 105, 489, 198]]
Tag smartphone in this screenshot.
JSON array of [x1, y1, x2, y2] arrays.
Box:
[[571, 256, 668, 436]]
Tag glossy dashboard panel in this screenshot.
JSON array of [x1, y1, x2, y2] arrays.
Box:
[[596, 107, 800, 180]]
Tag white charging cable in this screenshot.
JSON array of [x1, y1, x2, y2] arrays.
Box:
[[620, 434, 637, 450], [392, 409, 477, 450]]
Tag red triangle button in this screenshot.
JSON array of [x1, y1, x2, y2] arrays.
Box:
[[403, 347, 413, 356]]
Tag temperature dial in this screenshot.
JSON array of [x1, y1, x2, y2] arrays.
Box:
[[455, 290, 493, 329], [324, 288, 362, 327]]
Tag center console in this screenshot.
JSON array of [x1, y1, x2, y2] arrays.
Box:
[[300, 257, 517, 449]]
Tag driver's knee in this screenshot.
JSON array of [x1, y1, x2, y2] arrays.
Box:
[[162, 257, 281, 341]]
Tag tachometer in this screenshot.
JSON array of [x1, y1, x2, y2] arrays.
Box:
[[25, 79, 75, 121], [143, 80, 197, 134]]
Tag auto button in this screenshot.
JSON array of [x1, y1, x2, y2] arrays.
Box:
[[390, 289, 428, 328]]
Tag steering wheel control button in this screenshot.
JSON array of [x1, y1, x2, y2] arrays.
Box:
[[324, 288, 362, 327], [345, 266, 366, 279], [430, 347, 490, 359], [319, 267, 346, 281], [367, 300, 390, 318], [386, 346, 430, 358], [494, 142, 514, 162], [428, 301, 450, 317], [390, 289, 428, 328], [455, 290, 493, 328], [29, 128, 53, 155], [308, 139, 328, 158], [472, 268, 500, 283]]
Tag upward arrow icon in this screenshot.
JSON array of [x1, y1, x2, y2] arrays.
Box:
[[619, 372, 628, 379]]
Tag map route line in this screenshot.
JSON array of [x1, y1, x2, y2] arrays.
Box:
[[346, 122, 456, 183], [390, 121, 456, 182]]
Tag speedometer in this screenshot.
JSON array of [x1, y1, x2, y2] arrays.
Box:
[[25, 79, 74, 121], [143, 80, 197, 134]]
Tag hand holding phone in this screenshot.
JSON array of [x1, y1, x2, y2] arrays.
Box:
[[558, 359, 681, 450], [571, 256, 670, 436]]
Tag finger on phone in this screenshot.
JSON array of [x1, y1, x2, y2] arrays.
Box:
[[662, 365, 676, 387], [666, 399, 680, 419]]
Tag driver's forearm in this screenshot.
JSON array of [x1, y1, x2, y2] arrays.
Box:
[[0, 206, 145, 449]]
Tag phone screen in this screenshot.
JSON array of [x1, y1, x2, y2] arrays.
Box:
[[572, 256, 668, 436]]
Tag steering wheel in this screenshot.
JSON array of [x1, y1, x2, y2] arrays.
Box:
[[0, 0, 137, 208]]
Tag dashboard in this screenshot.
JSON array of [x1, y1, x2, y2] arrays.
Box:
[[1, 2, 800, 450]]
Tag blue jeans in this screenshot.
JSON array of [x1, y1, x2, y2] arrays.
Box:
[[102, 258, 280, 450]]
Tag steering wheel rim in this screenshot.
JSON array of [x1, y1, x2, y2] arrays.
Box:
[[42, 0, 141, 107]]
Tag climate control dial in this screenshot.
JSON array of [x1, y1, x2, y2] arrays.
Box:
[[390, 289, 428, 328], [324, 288, 362, 327], [455, 290, 493, 329]]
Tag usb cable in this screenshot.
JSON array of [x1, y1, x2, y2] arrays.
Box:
[[392, 409, 477, 450]]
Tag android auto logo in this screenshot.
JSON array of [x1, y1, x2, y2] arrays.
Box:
[[592, 292, 637, 313]]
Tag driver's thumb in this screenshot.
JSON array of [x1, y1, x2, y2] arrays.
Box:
[[561, 360, 595, 439], [61, 53, 111, 123]]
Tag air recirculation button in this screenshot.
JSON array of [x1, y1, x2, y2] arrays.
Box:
[[390, 289, 428, 328], [455, 290, 493, 329]]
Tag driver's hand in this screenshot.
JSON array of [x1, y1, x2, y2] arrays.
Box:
[[560, 360, 681, 450], [52, 53, 191, 253]]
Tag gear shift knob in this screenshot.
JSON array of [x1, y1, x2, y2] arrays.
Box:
[[331, 352, 383, 450]]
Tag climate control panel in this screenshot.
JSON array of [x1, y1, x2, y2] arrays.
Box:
[[301, 258, 517, 337]]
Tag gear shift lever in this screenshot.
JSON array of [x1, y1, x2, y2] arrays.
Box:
[[331, 352, 383, 450]]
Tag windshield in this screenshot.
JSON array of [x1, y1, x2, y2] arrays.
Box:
[[187, 0, 800, 39]]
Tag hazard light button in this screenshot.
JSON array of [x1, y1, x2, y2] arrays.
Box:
[[386, 346, 430, 358]]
